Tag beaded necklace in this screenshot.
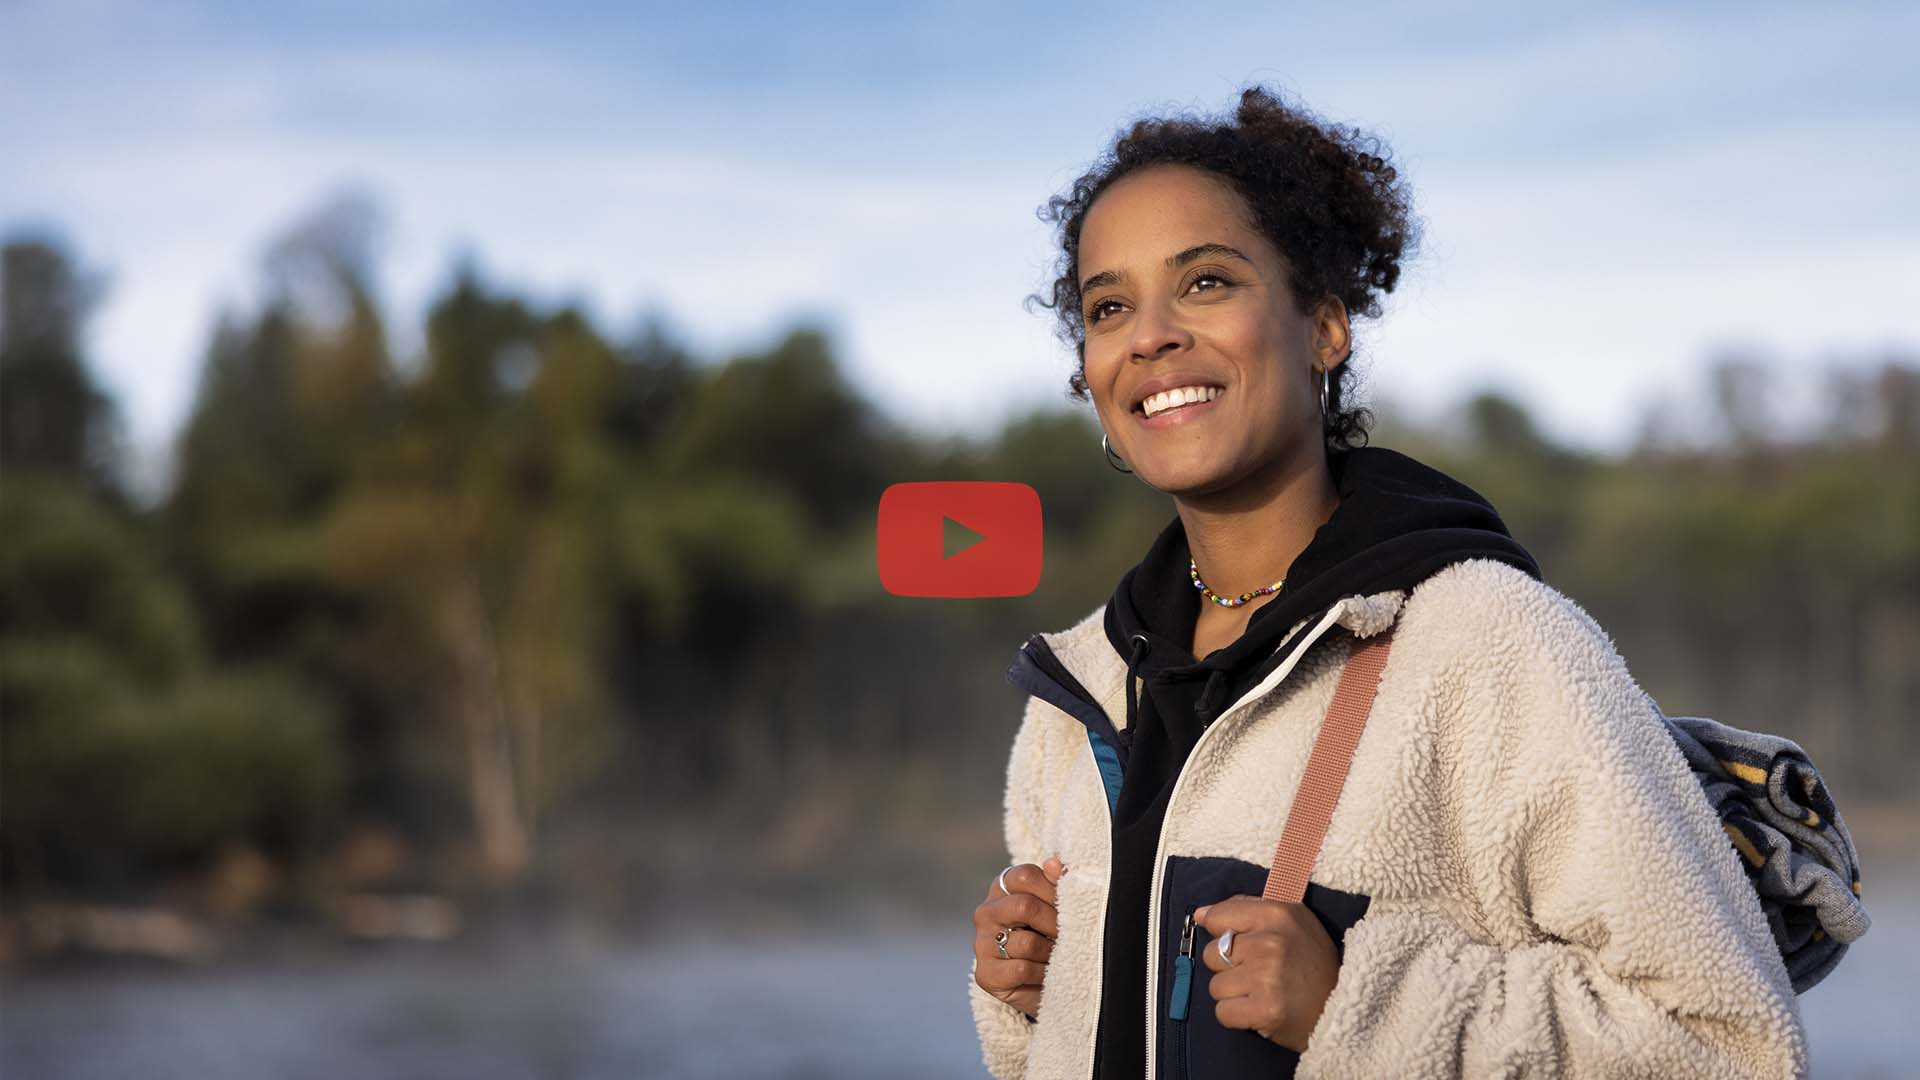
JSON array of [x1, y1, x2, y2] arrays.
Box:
[[1189, 557, 1285, 608]]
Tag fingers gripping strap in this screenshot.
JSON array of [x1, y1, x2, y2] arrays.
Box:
[[1262, 626, 1396, 904]]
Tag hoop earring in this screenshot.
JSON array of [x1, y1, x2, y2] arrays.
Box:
[[1319, 365, 1331, 418], [1102, 432, 1133, 474]]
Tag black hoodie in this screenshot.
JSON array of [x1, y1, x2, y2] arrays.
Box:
[[1090, 444, 1543, 1080]]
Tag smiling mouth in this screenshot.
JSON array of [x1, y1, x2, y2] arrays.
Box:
[[1135, 384, 1225, 419]]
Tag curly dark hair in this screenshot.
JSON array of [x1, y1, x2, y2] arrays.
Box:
[[1029, 85, 1420, 452]]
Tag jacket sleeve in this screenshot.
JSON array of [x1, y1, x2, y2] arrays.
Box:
[[968, 696, 1052, 1080], [1297, 575, 1808, 1079]]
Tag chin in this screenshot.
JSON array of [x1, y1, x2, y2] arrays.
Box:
[[1140, 457, 1237, 498]]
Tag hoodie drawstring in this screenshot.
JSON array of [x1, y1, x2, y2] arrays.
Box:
[[1124, 633, 1150, 742], [1126, 636, 1233, 734], [1195, 668, 1228, 724]]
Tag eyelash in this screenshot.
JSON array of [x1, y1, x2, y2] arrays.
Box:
[[1085, 272, 1232, 325]]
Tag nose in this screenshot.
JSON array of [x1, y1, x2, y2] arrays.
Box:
[[1128, 296, 1193, 362]]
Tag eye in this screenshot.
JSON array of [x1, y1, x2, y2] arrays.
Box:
[[1187, 271, 1232, 294], [1086, 297, 1125, 324]]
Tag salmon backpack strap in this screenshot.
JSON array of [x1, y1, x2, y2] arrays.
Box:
[[1262, 624, 1396, 904]]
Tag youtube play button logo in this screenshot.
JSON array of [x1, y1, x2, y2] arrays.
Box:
[[877, 482, 1043, 598]]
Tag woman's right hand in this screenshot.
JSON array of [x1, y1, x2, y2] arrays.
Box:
[[972, 854, 1067, 1020]]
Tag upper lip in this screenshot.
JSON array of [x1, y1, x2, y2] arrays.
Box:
[[1128, 371, 1227, 413]]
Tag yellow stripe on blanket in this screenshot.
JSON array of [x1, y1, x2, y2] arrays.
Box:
[[1714, 756, 1822, 826], [1723, 822, 1767, 868]]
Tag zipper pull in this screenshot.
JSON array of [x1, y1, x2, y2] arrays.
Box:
[[1170, 911, 1196, 1021]]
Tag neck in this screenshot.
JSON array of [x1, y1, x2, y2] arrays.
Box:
[[1176, 443, 1340, 600]]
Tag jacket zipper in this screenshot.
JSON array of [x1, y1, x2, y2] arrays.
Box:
[[1168, 908, 1198, 1080], [1142, 599, 1352, 1077]]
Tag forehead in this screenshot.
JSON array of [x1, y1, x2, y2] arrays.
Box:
[[1079, 165, 1263, 266]]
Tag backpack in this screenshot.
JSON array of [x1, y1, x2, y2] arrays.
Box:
[[1656, 706, 1870, 992]]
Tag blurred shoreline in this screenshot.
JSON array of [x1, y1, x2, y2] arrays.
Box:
[[7, 794, 1913, 979]]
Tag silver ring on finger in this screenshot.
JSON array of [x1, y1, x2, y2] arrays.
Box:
[[1218, 928, 1236, 968], [995, 927, 1012, 960], [998, 865, 1015, 897]]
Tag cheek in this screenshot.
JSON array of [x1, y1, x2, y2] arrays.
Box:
[[1083, 343, 1127, 416], [1083, 333, 1124, 380], [1201, 315, 1287, 410], [1206, 306, 1278, 363]]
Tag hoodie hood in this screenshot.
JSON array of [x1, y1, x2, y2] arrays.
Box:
[[1105, 444, 1543, 726]]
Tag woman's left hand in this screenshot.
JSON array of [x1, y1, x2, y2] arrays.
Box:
[[1194, 896, 1341, 1053]]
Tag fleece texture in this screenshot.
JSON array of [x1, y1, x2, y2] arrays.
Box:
[[968, 557, 1807, 1079]]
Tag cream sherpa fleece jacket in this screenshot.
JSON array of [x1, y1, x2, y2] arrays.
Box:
[[968, 557, 1807, 1079]]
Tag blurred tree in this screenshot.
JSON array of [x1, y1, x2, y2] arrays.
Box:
[[166, 195, 422, 866], [605, 311, 696, 450], [661, 324, 890, 533], [307, 278, 633, 881], [982, 409, 1111, 537], [418, 264, 536, 428], [1420, 389, 1588, 569], [0, 478, 196, 687], [0, 238, 119, 492], [1873, 361, 1920, 453], [1707, 350, 1778, 450], [174, 191, 396, 547], [1819, 355, 1920, 453], [2, 235, 344, 897], [1463, 390, 1549, 458]]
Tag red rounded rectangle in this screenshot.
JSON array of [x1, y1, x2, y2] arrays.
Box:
[[877, 482, 1043, 598]]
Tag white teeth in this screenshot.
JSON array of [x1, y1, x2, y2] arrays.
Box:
[[1141, 385, 1222, 417]]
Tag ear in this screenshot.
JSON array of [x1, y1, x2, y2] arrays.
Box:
[[1311, 296, 1351, 373]]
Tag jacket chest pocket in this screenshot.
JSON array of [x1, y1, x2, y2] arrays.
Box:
[[1156, 855, 1371, 1080]]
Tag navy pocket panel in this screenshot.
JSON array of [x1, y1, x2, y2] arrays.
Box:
[[1154, 854, 1372, 1079]]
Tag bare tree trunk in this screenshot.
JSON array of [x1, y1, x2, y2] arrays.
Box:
[[445, 566, 529, 884], [511, 679, 545, 840]]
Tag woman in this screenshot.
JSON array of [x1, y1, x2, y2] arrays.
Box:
[[966, 87, 1806, 1079]]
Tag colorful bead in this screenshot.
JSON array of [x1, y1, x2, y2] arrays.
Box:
[[1189, 558, 1284, 608]]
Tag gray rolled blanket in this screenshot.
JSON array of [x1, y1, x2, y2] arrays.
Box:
[[1659, 708, 1871, 993]]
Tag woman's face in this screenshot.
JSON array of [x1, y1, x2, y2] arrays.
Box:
[[1078, 163, 1347, 498]]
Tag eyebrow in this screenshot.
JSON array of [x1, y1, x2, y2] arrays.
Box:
[[1079, 243, 1253, 295]]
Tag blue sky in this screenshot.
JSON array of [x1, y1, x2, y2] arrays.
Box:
[[4, 0, 1917, 484]]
